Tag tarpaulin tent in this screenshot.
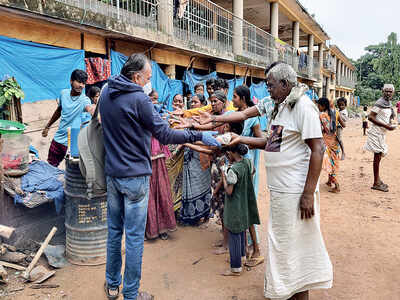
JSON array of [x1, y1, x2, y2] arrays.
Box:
[[110, 50, 182, 111], [183, 69, 217, 100], [249, 81, 270, 130], [0, 35, 85, 103], [227, 77, 244, 101]]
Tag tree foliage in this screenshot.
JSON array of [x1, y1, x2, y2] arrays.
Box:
[[354, 32, 400, 105]]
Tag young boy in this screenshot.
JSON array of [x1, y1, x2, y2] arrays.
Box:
[[337, 97, 348, 160], [361, 105, 368, 136]]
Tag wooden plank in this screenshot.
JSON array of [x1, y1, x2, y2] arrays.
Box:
[[84, 33, 106, 54], [0, 261, 26, 271], [0, 14, 81, 49], [0, 225, 15, 239]]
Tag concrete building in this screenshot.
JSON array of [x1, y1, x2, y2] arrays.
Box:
[[0, 0, 356, 98]]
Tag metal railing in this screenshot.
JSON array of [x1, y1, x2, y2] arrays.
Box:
[[323, 58, 335, 72], [54, 0, 321, 78], [336, 77, 356, 89]]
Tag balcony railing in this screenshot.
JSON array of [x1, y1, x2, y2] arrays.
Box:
[[55, 0, 320, 79], [323, 58, 335, 73], [337, 77, 356, 89]]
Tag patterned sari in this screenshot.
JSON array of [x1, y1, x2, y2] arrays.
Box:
[[320, 112, 340, 184]]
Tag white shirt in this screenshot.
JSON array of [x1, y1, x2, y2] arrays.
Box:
[[263, 95, 322, 194], [369, 106, 392, 135]]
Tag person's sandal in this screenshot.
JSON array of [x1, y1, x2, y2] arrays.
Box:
[[371, 183, 389, 192], [137, 291, 154, 300], [159, 233, 168, 240], [104, 282, 120, 300]]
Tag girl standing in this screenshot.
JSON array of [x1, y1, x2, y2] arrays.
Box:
[[221, 144, 260, 276]]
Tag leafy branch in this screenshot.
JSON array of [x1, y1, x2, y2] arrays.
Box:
[[0, 77, 25, 107]]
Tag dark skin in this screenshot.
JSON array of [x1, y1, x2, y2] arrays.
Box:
[[42, 80, 95, 137], [368, 88, 396, 187]]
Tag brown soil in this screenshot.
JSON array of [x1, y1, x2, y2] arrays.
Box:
[[4, 118, 400, 300]]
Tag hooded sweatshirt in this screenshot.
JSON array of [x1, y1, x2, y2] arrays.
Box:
[[100, 74, 202, 177]]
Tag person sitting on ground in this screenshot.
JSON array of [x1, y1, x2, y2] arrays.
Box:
[[220, 143, 260, 277], [317, 98, 341, 193], [42, 69, 95, 167], [194, 82, 204, 95], [336, 97, 348, 160], [361, 105, 368, 136], [364, 84, 397, 192]]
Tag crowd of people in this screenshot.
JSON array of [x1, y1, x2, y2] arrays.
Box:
[[40, 53, 398, 300]]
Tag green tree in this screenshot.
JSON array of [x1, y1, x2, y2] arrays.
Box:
[[354, 32, 400, 104]]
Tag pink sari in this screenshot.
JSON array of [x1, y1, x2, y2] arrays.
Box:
[[145, 137, 177, 239]]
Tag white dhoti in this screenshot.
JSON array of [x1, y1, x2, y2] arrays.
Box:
[[364, 129, 388, 156], [264, 191, 333, 300]]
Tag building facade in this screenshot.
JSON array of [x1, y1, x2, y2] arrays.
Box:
[[0, 0, 356, 101]]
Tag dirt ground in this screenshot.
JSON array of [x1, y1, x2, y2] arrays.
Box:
[[4, 117, 400, 300]]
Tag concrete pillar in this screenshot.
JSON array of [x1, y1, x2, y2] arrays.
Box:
[[232, 0, 243, 55], [270, 2, 279, 38], [270, 1, 279, 62], [292, 21, 300, 71], [307, 34, 314, 78], [325, 76, 330, 100], [292, 21, 300, 49], [165, 64, 176, 79], [318, 43, 323, 80], [158, 0, 173, 35]]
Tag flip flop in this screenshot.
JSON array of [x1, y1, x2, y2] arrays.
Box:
[[137, 291, 154, 300], [371, 184, 389, 192], [213, 247, 228, 255], [221, 270, 241, 277], [104, 282, 119, 300], [244, 256, 264, 267]]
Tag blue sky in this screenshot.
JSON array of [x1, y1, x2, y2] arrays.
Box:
[[299, 0, 398, 60]]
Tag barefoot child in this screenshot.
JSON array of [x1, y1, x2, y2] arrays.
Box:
[[361, 105, 368, 136], [221, 144, 260, 276]]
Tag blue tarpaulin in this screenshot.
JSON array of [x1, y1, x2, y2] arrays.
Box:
[[227, 77, 244, 101], [183, 69, 217, 100], [110, 50, 182, 111], [249, 81, 270, 130], [0, 35, 84, 103], [14, 160, 65, 213], [110, 50, 127, 76]]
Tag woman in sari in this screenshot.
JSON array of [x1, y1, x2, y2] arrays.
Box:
[[317, 98, 341, 193], [180, 93, 224, 226]]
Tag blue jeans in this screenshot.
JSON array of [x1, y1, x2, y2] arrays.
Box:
[[106, 175, 150, 300]]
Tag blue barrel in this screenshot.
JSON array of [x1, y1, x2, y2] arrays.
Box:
[[64, 158, 107, 265]]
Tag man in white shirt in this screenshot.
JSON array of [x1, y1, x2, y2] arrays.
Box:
[[198, 63, 333, 300], [365, 84, 396, 192]]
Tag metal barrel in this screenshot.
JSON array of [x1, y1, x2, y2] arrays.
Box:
[[64, 158, 107, 266]]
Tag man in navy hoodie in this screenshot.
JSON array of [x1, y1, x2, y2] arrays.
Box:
[[100, 53, 220, 300]]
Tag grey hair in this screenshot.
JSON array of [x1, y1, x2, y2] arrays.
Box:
[[383, 84, 395, 91], [267, 63, 297, 86], [121, 53, 150, 78]]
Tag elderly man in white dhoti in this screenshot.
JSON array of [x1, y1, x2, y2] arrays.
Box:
[[197, 62, 333, 300], [365, 84, 397, 192]]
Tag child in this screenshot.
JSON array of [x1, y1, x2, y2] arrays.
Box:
[[361, 105, 368, 136], [220, 144, 260, 276], [336, 97, 348, 160]]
